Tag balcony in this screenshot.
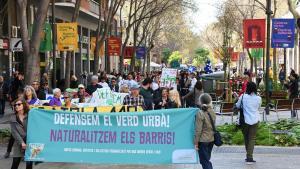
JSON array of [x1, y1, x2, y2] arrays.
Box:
[[56, 0, 99, 16]]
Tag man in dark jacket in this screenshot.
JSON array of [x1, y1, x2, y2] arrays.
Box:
[[139, 78, 153, 110], [9, 73, 24, 101], [109, 78, 119, 92], [86, 75, 102, 95], [31, 81, 46, 100], [285, 73, 299, 117], [0, 76, 9, 117]]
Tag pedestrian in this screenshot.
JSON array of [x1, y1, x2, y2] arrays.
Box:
[[120, 84, 129, 93], [182, 81, 203, 107], [284, 73, 299, 117], [31, 81, 46, 100], [189, 72, 197, 91], [49, 88, 62, 107], [235, 82, 261, 164], [239, 72, 250, 96], [70, 75, 79, 89], [279, 65, 285, 89], [86, 75, 102, 95], [168, 89, 182, 108], [63, 92, 76, 108], [123, 84, 145, 108], [139, 78, 154, 110], [10, 98, 33, 169], [40, 82, 52, 95], [109, 78, 119, 92], [9, 73, 24, 101], [24, 86, 40, 105], [126, 73, 138, 89], [257, 68, 263, 87], [0, 76, 9, 117], [41, 73, 49, 86], [194, 93, 216, 169], [73, 84, 90, 103], [98, 76, 109, 88]]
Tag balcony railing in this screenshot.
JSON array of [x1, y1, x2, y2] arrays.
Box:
[[56, 0, 100, 16]]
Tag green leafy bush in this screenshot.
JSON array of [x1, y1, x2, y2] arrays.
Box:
[[217, 120, 300, 147]]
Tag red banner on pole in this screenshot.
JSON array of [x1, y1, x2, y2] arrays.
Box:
[[243, 19, 266, 48], [231, 52, 239, 61], [124, 46, 135, 59], [108, 37, 121, 56]]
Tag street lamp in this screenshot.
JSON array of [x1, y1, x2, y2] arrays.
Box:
[[265, 0, 272, 115]]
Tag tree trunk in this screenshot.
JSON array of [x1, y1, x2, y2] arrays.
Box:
[[147, 50, 151, 73], [65, 0, 81, 88], [93, 1, 102, 75], [17, 0, 50, 85]]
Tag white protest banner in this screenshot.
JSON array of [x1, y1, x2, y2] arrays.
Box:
[[89, 88, 128, 106], [160, 68, 177, 89]]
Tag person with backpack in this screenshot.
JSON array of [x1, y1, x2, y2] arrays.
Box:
[[194, 93, 216, 169]]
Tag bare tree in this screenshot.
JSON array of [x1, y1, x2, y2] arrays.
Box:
[[119, 0, 193, 72], [65, 0, 81, 88], [93, 0, 123, 74], [17, 0, 50, 84], [288, 0, 300, 74]]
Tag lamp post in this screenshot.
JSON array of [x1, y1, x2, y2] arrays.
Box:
[[265, 0, 272, 115]]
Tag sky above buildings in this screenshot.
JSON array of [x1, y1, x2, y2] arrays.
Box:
[[187, 0, 226, 34]]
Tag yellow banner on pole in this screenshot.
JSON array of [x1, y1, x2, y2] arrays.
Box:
[[56, 23, 78, 51], [90, 37, 105, 57]]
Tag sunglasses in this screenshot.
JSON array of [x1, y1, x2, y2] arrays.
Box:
[[64, 97, 70, 99], [79, 87, 84, 89], [14, 103, 22, 107]]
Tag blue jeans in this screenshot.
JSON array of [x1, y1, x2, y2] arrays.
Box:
[[198, 142, 214, 169]]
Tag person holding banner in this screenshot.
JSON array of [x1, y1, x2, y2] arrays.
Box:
[[10, 98, 33, 169], [123, 84, 145, 109], [49, 88, 62, 107], [194, 93, 216, 169], [63, 92, 76, 108], [140, 78, 154, 110], [73, 84, 90, 103], [24, 86, 40, 106], [168, 89, 182, 108], [86, 75, 102, 95]]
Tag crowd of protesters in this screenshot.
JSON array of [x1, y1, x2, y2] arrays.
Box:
[[0, 67, 299, 169]]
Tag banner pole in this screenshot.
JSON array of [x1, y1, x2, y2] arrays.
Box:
[[265, 0, 272, 115]]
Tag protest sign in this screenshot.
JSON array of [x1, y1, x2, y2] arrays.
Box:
[[25, 108, 198, 164], [89, 88, 128, 106], [160, 68, 177, 89], [30, 105, 143, 113], [56, 23, 78, 51]]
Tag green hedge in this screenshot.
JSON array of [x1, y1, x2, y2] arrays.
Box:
[[217, 120, 300, 146]]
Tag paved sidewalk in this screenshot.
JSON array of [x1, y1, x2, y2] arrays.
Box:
[[1, 102, 299, 169], [0, 146, 300, 169]]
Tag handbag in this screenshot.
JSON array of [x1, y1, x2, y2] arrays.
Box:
[[236, 95, 245, 127], [207, 112, 223, 147]]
